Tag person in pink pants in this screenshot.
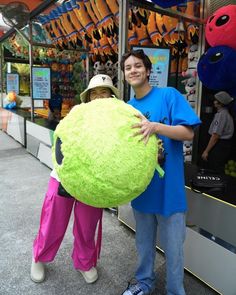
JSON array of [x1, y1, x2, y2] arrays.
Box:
[[30, 75, 119, 284]]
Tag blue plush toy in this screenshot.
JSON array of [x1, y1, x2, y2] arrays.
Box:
[[197, 45, 236, 96], [150, 0, 186, 8], [5, 101, 17, 109]]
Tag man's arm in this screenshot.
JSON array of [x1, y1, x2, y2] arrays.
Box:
[[201, 133, 219, 161], [132, 113, 194, 144]]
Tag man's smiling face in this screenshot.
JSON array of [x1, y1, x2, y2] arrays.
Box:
[[124, 55, 150, 89]]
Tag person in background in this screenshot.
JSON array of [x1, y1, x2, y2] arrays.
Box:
[[48, 85, 63, 122], [30, 75, 119, 284], [201, 91, 234, 174], [120, 49, 201, 295]]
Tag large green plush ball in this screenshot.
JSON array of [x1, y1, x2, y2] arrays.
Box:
[[52, 98, 157, 208]]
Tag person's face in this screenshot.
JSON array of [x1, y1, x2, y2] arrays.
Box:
[[213, 99, 222, 110], [123, 55, 150, 88], [89, 87, 112, 101]]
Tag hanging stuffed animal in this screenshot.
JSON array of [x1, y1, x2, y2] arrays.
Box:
[[104, 60, 114, 78], [182, 77, 197, 108], [147, 11, 163, 46], [183, 140, 193, 162], [182, 44, 199, 78], [64, 1, 88, 48], [127, 9, 139, 47], [197, 45, 236, 96], [92, 0, 118, 38], [205, 4, 236, 50], [70, 0, 100, 43], [150, 0, 187, 8], [4, 91, 22, 109], [56, 4, 81, 47], [105, 0, 119, 25], [48, 11, 68, 48], [93, 61, 105, 75], [37, 15, 58, 46]]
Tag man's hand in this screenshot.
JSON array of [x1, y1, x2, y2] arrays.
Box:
[[201, 150, 208, 161], [132, 113, 158, 145]]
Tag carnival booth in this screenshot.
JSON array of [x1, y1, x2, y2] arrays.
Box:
[[0, 1, 236, 294]]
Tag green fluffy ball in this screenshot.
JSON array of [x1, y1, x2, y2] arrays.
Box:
[[52, 98, 158, 208]]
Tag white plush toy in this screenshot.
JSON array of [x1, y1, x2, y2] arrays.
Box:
[[182, 77, 196, 108], [182, 44, 199, 78], [183, 141, 193, 162], [93, 61, 105, 76]]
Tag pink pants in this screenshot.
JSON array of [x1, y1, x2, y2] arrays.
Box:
[[33, 177, 103, 271]]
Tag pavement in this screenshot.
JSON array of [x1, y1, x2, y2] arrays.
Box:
[[0, 130, 218, 295]]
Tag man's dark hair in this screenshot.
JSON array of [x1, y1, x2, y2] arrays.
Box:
[[120, 49, 152, 72]]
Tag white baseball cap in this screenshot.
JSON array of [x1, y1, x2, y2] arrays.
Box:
[[214, 91, 234, 105], [80, 74, 120, 102]]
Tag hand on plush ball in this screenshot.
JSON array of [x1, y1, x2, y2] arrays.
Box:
[[52, 98, 161, 208], [132, 113, 158, 145]]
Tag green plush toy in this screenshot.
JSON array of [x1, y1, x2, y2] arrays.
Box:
[[52, 98, 159, 208]]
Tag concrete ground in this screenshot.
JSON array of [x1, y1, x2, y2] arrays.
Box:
[[0, 130, 218, 295]]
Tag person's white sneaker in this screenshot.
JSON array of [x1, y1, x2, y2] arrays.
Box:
[[30, 260, 45, 283], [78, 267, 98, 283]]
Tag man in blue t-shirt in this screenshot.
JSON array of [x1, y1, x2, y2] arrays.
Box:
[[120, 49, 201, 295]]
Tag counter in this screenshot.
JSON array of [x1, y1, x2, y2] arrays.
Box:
[[0, 107, 58, 169]]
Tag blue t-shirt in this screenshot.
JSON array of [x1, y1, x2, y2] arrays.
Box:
[[49, 93, 63, 112], [128, 87, 201, 216]]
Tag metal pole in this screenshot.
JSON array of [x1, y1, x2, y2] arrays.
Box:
[[118, 0, 128, 100], [195, 0, 207, 118], [191, 0, 206, 164], [0, 44, 3, 107], [28, 21, 34, 121], [86, 52, 89, 87]]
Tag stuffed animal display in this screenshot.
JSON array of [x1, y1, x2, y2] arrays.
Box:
[[198, 5, 236, 96], [52, 98, 159, 208], [182, 77, 196, 108], [183, 141, 193, 162], [4, 91, 22, 109], [93, 60, 118, 87], [182, 44, 198, 79], [182, 44, 199, 109]]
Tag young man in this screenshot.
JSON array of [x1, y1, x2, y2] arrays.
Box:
[[120, 50, 201, 295]]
